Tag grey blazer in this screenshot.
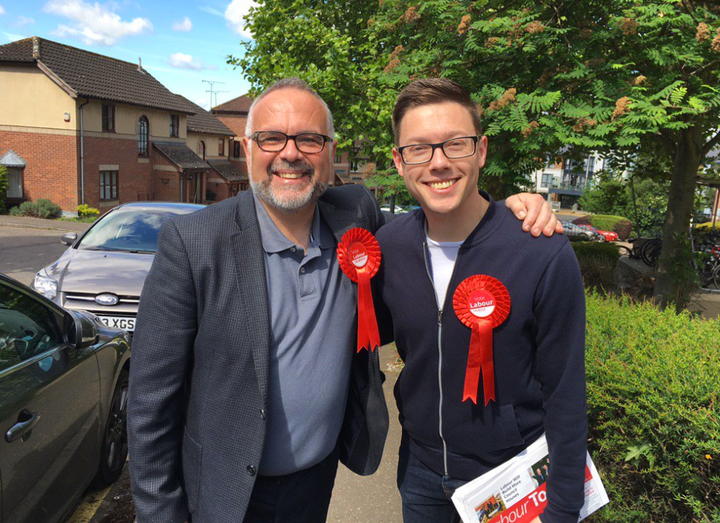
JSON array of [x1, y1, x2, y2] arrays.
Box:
[[128, 186, 389, 523]]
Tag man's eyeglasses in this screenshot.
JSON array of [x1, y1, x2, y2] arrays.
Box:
[[249, 131, 332, 154], [397, 136, 479, 165]]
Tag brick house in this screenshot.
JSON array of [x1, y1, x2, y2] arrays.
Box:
[[181, 96, 248, 201], [0, 37, 242, 212]]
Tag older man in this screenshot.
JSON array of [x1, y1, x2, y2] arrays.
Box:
[[128, 78, 557, 523]]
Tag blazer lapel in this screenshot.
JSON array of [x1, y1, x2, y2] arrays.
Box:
[[231, 191, 270, 404]]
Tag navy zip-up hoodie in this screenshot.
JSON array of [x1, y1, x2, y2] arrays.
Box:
[[376, 194, 587, 523]]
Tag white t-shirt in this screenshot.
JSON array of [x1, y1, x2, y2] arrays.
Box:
[[426, 236, 463, 308]]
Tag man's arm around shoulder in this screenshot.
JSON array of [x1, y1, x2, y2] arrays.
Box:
[[128, 220, 198, 523]]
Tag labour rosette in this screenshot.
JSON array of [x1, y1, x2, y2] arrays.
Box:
[[337, 228, 382, 352], [453, 275, 511, 405]]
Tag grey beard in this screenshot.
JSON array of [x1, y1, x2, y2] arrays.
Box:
[[250, 176, 329, 213]]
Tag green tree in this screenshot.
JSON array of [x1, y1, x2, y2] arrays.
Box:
[[234, 0, 720, 309], [578, 176, 630, 215]]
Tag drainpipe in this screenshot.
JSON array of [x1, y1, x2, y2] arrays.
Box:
[[79, 98, 89, 206]]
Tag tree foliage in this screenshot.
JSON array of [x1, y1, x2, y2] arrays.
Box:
[[232, 0, 720, 307]]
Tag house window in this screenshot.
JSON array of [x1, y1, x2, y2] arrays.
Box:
[[233, 141, 241, 158], [197, 140, 206, 160], [99, 170, 118, 201], [6, 168, 23, 198], [102, 104, 115, 132], [541, 173, 553, 188], [138, 116, 149, 157], [335, 153, 342, 163], [170, 115, 180, 138], [218, 138, 225, 156], [350, 160, 359, 172]]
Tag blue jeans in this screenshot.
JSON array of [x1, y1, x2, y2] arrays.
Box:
[[397, 440, 467, 523], [243, 447, 339, 523]]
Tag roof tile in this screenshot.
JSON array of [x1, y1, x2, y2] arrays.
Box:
[[153, 142, 210, 170], [180, 96, 234, 136]]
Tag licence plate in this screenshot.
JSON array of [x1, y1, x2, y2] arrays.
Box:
[[99, 316, 136, 332]]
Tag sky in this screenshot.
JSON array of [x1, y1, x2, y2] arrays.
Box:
[[0, 0, 256, 109]]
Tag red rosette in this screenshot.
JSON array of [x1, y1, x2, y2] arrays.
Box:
[[337, 228, 381, 282], [337, 228, 382, 352], [453, 275, 511, 405]]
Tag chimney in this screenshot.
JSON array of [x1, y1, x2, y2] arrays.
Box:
[[32, 37, 40, 60], [138, 57, 143, 72]]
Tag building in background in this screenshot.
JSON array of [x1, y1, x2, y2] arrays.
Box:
[[531, 152, 605, 210], [0, 37, 246, 212], [181, 96, 248, 200]]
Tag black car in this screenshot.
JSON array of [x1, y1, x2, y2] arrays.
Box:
[[0, 273, 130, 523]]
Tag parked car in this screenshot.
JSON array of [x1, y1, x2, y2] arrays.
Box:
[[560, 221, 604, 242], [380, 204, 405, 214], [585, 225, 619, 242], [32, 202, 204, 333], [0, 273, 130, 523]]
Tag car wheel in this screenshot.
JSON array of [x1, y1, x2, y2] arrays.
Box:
[[93, 369, 129, 487], [578, 233, 589, 241]]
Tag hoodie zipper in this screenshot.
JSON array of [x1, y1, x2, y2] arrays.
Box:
[[423, 240, 461, 476]]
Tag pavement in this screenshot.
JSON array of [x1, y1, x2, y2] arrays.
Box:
[[0, 214, 91, 233]]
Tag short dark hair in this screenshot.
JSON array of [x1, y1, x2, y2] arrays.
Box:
[[392, 78, 482, 144]]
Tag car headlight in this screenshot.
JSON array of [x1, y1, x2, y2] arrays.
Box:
[[33, 271, 58, 300]]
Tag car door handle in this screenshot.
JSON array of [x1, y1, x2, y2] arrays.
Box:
[[5, 410, 41, 443]]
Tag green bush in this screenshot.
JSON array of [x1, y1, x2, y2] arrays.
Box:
[[36, 199, 61, 218], [586, 293, 720, 523], [10, 199, 61, 219], [571, 242, 620, 291], [77, 204, 100, 219], [574, 214, 633, 240], [0, 165, 7, 215]]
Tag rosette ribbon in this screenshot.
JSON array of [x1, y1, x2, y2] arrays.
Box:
[[337, 228, 382, 352], [453, 275, 511, 405]]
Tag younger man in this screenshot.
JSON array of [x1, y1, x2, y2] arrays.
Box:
[[376, 79, 587, 523]]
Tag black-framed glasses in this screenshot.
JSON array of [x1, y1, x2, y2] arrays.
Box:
[[250, 131, 332, 154], [397, 136, 479, 165]]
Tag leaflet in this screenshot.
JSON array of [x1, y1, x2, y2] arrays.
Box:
[[451, 434, 609, 523]]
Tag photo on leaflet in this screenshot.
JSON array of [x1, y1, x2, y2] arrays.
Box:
[[475, 493, 506, 523], [528, 456, 551, 488]]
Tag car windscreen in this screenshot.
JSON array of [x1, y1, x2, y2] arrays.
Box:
[[77, 210, 180, 253]]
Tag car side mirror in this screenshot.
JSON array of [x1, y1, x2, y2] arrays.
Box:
[[61, 232, 78, 246], [66, 310, 99, 349]]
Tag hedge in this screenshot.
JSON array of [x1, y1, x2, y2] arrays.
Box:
[[571, 242, 620, 292], [573, 214, 633, 241], [586, 293, 720, 522], [9, 199, 62, 219]]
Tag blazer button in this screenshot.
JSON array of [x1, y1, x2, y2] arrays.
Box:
[[247, 465, 256, 476], [260, 408, 266, 420]]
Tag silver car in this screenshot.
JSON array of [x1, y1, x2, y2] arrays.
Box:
[[32, 202, 204, 332]]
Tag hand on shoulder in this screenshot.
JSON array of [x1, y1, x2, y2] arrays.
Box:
[[504, 193, 563, 237]]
